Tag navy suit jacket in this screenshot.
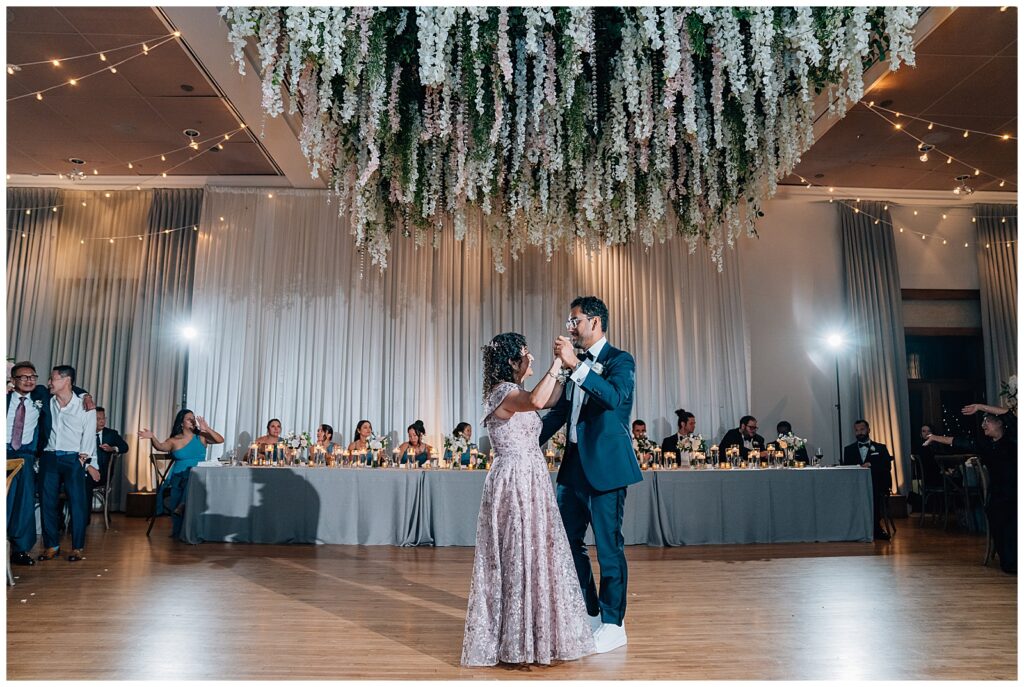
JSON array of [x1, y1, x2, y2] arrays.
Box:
[[539, 342, 643, 492], [719, 428, 766, 460], [96, 427, 129, 479]]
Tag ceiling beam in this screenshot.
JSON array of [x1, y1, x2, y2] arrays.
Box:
[[158, 6, 326, 189], [811, 7, 958, 142]]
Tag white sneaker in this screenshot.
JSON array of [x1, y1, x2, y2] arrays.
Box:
[[587, 613, 602, 632], [593, 622, 627, 653]]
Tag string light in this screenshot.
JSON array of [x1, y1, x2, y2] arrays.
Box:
[[8, 34, 180, 103], [864, 101, 1016, 141]]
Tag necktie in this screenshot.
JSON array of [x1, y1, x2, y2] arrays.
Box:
[[11, 396, 25, 451], [97, 431, 103, 450]]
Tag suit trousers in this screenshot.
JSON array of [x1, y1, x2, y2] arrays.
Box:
[[556, 442, 629, 625], [40, 451, 88, 551], [5, 448, 38, 553]]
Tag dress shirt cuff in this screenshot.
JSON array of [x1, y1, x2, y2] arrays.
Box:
[[570, 361, 591, 386]]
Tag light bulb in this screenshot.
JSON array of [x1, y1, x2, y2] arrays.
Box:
[[216, 143, 224, 150], [921, 235, 926, 240], [1002, 134, 1011, 140], [68, 78, 77, 86], [854, 208, 860, 214], [51, 59, 60, 67], [899, 227, 904, 233], [942, 214, 947, 220], [927, 122, 934, 130], [160, 155, 166, 161], [975, 169, 980, 176], [963, 130, 969, 138], [894, 123, 902, 130], [913, 210, 918, 216], [35, 92, 42, 100], [972, 217, 976, 223], [874, 219, 880, 225], [110, 67, 117, 74], [161, 172, 167, 178], [6, 66, 13, 75], [99, 53, 106, 62], [953, 187, 961, 195], [128, 162, 133, 169], [104, 192, 110, 198], [25, 210, 30, 215], [109, 239, 115, 244], [51, 207, 57, 212], [999, 180, 1006, 188], [946, 156, 952, 164], [942, 240, 947, 245], [919, 153, 929, 162], [883, 205, 888, 210], [267, 193, 274, 198], [143, 43, 150, 54], [965, 243, 969, 248], [173, 31, 182, 37]]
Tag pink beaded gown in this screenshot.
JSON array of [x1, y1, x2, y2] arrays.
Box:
[[461, 382, 596, 667]]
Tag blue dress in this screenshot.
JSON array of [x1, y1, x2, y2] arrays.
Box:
[[156, 434, 206, 538]]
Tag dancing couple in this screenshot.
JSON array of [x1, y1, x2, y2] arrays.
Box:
[[461, 296, 642, 667]]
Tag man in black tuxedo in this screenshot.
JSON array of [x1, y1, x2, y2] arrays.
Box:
[[85, 407, 128, 522], [6, 361, 93, 565], [842, 419, 894, 541], [719, 415, 765, 460], [661, 409, 696, 455]]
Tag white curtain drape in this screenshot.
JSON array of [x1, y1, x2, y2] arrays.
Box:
[[189, 187, 749, 456], [974, 203, 1017, 405], [839, 200, 912, 493], [5, 188, 202, 504]]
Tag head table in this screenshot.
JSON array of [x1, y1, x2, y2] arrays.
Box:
[[181, 465, 874, 546]]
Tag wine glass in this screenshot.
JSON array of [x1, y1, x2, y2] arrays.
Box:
[[814, 447, 824, 467]]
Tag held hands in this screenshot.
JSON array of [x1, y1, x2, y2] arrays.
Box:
[[553, 336, 579, 370]]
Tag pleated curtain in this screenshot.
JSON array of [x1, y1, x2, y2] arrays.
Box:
[[5, 187, 202, 506], [838, 200, 912, 493], [973, 203, 1018, 405], [187, 187, 750, 458]]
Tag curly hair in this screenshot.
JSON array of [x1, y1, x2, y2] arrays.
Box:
[[482, 332, 527, 395]]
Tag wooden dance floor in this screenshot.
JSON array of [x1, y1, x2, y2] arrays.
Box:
[[7, 515, 1016, 680]]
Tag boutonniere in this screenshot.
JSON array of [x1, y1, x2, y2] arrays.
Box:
[[591, 361, 605, 377], [32, 399, 43, 410]]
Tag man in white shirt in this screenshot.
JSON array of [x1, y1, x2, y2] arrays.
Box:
[[38, 365, 96, 562]]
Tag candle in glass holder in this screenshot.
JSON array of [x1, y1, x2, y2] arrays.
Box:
[[775, 450, 784, 467], [739, 461, 748, 469]]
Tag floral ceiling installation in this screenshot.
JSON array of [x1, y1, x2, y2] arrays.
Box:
[[222, 7, 921, 270]]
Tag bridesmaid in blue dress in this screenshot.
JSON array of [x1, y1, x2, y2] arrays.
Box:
[[445, 422, 474, 466], [396, 420, 433, 466], [138, 409, 224, 539], [346, 419, 375, 466]]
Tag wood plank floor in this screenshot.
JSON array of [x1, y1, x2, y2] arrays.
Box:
[[6, 515, 1016, 680]]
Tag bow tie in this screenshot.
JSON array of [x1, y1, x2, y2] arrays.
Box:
[[858, 441, 871, 448], [580, 350, 595, 361]]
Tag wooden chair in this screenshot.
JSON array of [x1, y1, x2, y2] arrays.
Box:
[[910, 454, 948, 526], [973, 459, 995, 566], [91, 452, 122, 531], [145, 451, 173, 537], [6, 459, 24, 587]]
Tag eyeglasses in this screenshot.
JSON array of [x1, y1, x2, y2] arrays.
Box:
[[565, 315, 594, 330], [12, 375, 38, 382]]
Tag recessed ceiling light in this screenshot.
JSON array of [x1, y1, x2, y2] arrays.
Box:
[[180, 84, 195, 92]]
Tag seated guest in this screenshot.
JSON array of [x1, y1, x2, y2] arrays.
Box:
[[138, 409, 224, 540], [841, 419, 894, 541], [397, 420, 433, 466], [347, 419, 374, 459], [38, 366, 96, 563], [314, 424, 339, 459], [632, 419, 648, 441], [446, 422, 474, 466], [915, 422, 944, 488], [255, 418, 283, 445], [924, 403, 1016, 573], [719, 415, 765, 460], [661, 409, 696, 454], [86, 406, 129, 523], [775, 420, 809, 462], [7, 361, 93, 566]]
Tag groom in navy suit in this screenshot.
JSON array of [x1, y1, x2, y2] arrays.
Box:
[[539, 296, 642, 654]]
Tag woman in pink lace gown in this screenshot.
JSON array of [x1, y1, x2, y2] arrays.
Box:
[[461, 332, 596, 667]]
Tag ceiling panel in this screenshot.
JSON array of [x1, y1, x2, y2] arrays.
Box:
[[6, 6, 279, 178]]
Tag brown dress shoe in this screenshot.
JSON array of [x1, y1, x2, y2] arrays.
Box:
[[68, 549, 85, 562], [37, 547, 60, 561]]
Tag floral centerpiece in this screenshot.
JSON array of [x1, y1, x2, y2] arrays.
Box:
[[776, 433, 806, 452], [677, 433, 705, 454], [367, 433, 389, 453], [284, 431, 313, 449], [221, 8, 921, 272], [633, 435, 655, 456], [1001, 375, 1017, 413], [444, 433, 470, 456]]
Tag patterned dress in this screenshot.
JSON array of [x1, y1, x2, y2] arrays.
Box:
[[461, 382, 596, 666]]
